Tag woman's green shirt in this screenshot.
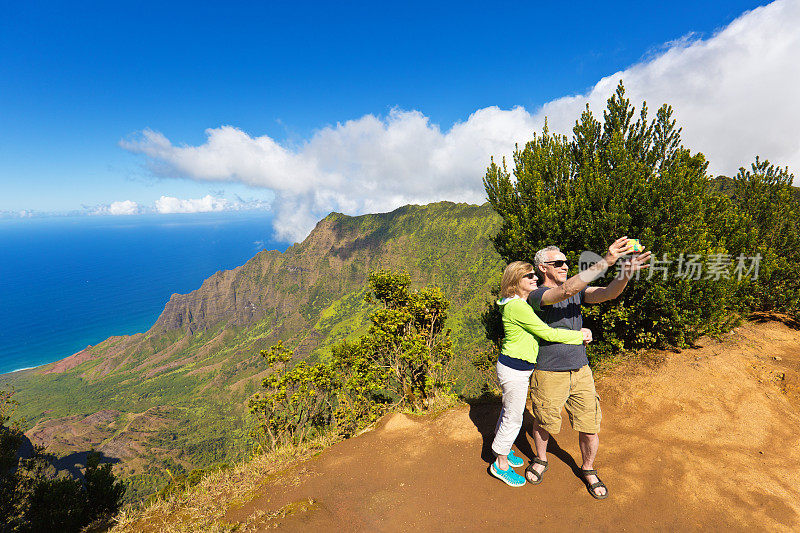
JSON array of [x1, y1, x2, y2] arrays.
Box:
[[498, 297, 583, 363]]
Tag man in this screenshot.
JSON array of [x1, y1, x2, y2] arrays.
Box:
[[524, 237, 651, 499]]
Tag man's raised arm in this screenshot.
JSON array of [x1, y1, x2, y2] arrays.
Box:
[[583, 251, 651, 303], [539, 237, 644, 306]]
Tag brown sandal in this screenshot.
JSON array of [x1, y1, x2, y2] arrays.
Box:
[[580, 468, 609, 499], [524, 457, 548, 485]]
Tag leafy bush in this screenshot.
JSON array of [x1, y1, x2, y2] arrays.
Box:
[[249, 270, 454, 450], [728, 158, 800, 318], [248, 342, 336, 451], [363, 270, 453, 409], [83, 451, 127, 522], [484, 81, 798, 359]]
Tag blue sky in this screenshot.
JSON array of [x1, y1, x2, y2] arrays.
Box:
[[3, 0, 795, 236]]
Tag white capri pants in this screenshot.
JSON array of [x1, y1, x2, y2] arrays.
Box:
[[491, 361, 534, 456]]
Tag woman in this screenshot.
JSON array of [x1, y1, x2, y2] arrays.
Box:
[[490, 261, 591, 487]]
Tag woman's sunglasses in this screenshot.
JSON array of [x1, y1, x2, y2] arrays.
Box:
[[522, 272, 536, 279], [543, 260, 569, 268]]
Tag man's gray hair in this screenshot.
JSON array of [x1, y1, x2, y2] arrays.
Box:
[[533, 245, 561, 270]]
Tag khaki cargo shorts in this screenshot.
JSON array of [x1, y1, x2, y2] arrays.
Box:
[[530, 365, 601, 434]]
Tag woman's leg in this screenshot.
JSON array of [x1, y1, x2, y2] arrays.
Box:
[[491, 363, 532, 469]]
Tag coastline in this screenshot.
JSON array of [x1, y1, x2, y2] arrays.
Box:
[[9, 365, 41, 374], [0, 211, 289, 380], [1, 360, 48, 377]]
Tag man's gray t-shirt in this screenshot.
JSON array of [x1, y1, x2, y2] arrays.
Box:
[[527, 287, 589, 371]]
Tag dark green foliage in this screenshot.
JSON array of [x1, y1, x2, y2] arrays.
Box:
[[729, 158, 800, 317], [250, 271, 454, 450], [83, 451, 126, 523], [1, 388, 22, 473], [484, 81, 762, 358], [471, 294, 504, 392], [1, 388, 24, 530], [0, 390, 125, 532], [19, 475, 85, 533]]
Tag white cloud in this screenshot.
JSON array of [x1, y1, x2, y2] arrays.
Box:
[[121, 0, 800, 242], [123, 108, 536, 240], [83, 195, 270, 217], [108, 200, 139, 215], [91, 200, 140, 216], [155, 195, 229, 214], [536, 0, 800, 178]]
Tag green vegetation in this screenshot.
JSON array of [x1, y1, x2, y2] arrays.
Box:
[[485, 81, 799, 360], [250, 270, 454, 450], [1, 202, 503, 504], [1, 388, 125, 532], [149, 462, 230, 504], [7, 87, 797, 513], [728, 158, 800, 318]]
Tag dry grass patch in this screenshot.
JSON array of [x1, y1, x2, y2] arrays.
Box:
[[110, 434, 339, 533]]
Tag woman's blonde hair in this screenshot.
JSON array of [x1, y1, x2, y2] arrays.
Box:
[[500, 261, 535, 298]]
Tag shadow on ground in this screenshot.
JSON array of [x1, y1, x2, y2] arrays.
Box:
[[466, 401, 581, 478]]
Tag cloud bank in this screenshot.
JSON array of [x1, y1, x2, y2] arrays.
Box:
[[155, 195, 229, 214], [121, 0, 800, 241], [88, 195, 270, 217]]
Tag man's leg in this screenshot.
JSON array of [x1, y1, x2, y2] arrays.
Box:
[[578, 432, 606, 497], [528, 370, 568, 481], [566, 366, 606, 498], [530, 418, 550, 477]]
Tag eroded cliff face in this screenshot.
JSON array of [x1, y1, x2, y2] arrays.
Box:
[[147, 201, 502, 348], [150, 211, 405, 334], [6, 201, 504, 502]]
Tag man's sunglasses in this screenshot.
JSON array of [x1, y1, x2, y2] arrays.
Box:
[[543, 260, 569, 268]]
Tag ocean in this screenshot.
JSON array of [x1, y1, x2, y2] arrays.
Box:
[[0, 212, 290, 375]]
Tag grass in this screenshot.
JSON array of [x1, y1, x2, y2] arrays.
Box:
[[110, 432, 341, 533], [108, 390, 459, 532]]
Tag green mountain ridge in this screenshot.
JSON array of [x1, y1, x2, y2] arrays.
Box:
[[2, 201, 504, 501]]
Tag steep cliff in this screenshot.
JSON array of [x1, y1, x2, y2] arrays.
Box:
[[2, 202, 504, 501]]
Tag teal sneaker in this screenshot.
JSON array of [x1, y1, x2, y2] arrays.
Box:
[[490, 461, 526, 487], [507, 449, 524, 468]]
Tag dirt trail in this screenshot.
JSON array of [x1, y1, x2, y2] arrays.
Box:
[[227, 317, 800, 532]]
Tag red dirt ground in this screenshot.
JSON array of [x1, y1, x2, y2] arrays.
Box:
[[226, 317, 800, 532]]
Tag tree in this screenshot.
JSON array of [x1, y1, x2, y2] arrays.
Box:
[[248, 342, 335, 451], [250, 270, 454, 449], [363, 270, 453, 410], [83, 450, 126, 525], [484, 81, 745, 356], [1, 388, 24, 529], [729, 157, 800, 317]]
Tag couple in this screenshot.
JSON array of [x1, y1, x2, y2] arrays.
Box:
[[489, 237, 651, 499]]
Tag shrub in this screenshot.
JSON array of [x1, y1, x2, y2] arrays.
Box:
[[363, 270, 453, 409], [728, 157, 800, 318], [250, 270, 454, 450], [484, 81, 749, 359], [248, 342, 335, 451]]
